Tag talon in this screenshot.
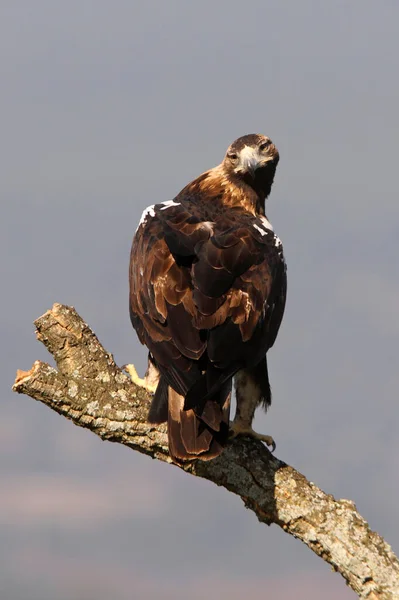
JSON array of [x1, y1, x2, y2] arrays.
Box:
[[122, 363, 158, 393], [122, 363, 145, 385], [229, 421, 276, 452]]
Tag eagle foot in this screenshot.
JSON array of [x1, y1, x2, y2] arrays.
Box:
[[122, 363, 158, 393], [229, 421, 276, 452]]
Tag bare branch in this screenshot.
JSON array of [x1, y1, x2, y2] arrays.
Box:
[[12, 303, 399, 599]]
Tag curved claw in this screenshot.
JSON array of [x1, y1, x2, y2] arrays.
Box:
[[122, 363, 158, 393], [229, 421, 276, 452]]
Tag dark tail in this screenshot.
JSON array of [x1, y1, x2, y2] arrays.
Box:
[[167, 382, 231, 462], [148, 375, 231, 462]]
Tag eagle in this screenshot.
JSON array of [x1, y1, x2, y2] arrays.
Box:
[[127, 133, 286, 462]]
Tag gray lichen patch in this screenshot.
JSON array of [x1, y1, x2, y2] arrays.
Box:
[[67, 381, 78, 398], [95, 371, 111, 383], [86, 400, 100, 414]]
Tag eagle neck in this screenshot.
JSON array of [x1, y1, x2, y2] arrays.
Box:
[[177, 166, 268, 217], [222, 172, 266, 216]]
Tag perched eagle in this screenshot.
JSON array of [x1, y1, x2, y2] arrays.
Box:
[[128, 134, 286, 462]]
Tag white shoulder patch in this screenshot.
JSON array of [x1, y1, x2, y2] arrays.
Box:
[[253, 215, 283, 252], [253, 215, 274, 237], [137, 204, 155, 229], [160, 200, 180, 210], [253, 223, 269, 236], [260, 216, 274, 231]]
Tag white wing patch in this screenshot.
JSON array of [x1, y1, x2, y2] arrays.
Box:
[[160, 200, 180, 210], [254, 215, 283, 253], [253, 223, 269, 236], [137, 205, 156, 230], [253, 215, 275, 237], [260, 216, 274, 231]]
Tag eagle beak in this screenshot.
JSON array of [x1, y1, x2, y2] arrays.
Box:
[[235, 147, 260, 176]]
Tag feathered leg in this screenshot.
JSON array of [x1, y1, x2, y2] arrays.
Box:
[[230, 359, 276, 451]]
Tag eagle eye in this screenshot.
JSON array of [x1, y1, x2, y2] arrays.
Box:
[[227, 152, 238, 161], [259, 141, 271, 152]]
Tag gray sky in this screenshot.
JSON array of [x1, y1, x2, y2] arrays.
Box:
[[1, 1, 398, 598]]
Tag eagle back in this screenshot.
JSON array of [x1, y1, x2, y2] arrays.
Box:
[[129, 192, 286, 386]]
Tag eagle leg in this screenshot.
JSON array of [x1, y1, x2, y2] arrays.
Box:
[[123, 359, 160, 394], [230, 365, 276, 451], [229, 420, 276, 451]]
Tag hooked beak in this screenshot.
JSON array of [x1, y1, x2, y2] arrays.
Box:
[[234, 146, 276, 177], [235, 146, 259, 176]]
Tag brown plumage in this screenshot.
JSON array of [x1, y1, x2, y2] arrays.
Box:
[[129, 134, 286, 462]]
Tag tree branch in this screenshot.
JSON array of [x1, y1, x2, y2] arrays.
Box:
[[12, 303, 399, 599]]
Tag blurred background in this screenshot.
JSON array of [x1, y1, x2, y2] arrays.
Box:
[[1, 1, 398, 598]]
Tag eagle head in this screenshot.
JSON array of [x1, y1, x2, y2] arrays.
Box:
[[222, 134, 279, 198]]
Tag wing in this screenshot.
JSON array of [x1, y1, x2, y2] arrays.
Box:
[[129, 200, 212, 396]]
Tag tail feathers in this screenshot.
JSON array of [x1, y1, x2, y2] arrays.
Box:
[[167, 382, 231, 462], [148, 376, 168, 423], [183, 364, 238, 413]]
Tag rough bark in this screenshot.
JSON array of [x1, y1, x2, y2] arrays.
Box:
[[12, 303, 399, 599]]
